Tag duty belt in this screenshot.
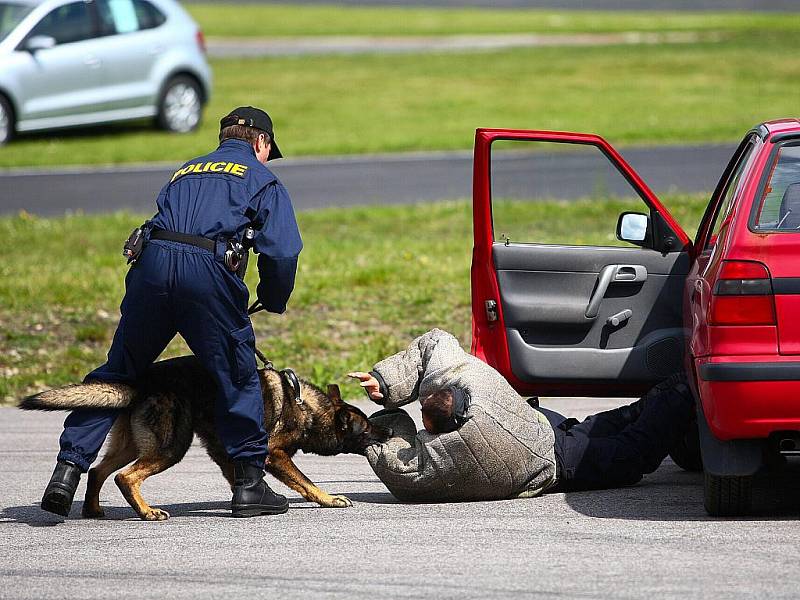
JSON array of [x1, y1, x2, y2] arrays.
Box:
[[149, 229, 216, 252], [147, 228, 251, 277]]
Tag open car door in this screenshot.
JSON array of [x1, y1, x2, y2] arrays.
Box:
[[470, 129, 693, 397]]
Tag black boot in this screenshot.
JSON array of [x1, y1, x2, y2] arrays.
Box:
[[231, 461, 288, 517], [41, 460, 82, 517]]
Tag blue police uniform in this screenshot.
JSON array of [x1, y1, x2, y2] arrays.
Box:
[[57, 138, 303, 472]]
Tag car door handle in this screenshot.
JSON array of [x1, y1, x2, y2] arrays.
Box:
[[614, 264, 648, 283], [585, 264, 618, 319], [585, 264, 648, 319], [84, 55, 101, 68]]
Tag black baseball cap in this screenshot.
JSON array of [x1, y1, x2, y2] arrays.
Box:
[[220, 106, 282, 160]]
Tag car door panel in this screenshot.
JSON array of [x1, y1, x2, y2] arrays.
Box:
[[93, 0, 164, 110], [91, 31, 159, 110], [470, 128, 692, 397], [15, 0, 106, 125], [495, 243, 689, 383], [16, 42, 105, 122]]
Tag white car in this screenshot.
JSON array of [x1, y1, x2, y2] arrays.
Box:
[[0, 0, 212, 143]]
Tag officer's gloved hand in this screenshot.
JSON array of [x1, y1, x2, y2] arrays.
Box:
[[255, 255, 297, 315], [256, 282, 288, 314]]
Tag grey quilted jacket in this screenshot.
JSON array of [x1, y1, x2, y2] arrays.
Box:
[[365, 329, 557, 502]]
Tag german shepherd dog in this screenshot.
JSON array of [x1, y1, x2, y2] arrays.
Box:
[[19, 356, 392, 521]]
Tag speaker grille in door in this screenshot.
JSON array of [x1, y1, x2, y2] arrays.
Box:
[[645, 337, 682, 376]]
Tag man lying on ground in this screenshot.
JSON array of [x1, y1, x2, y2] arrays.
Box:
[[349, 328, 693, 502]]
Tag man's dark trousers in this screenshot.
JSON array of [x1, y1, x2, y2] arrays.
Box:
[[538, 381, 694, 492], [58, 239, 267, 472]]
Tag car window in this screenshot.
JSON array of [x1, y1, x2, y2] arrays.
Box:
[[0, 2, 34, 43], [96, 0, 164, 35], [753, 142, 800, 231], [133, 0, 164, 29], [704, 137, 757, 250], [28, 1, 94, 44], [490, 139, 654, 247]]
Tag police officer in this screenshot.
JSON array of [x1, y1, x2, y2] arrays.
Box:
[[40, 107, 303, 518]]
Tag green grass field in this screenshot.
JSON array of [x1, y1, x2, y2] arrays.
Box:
[[1, 31, 795, 168], [186, 4, 799, 37], [0, 194, 707, 404]]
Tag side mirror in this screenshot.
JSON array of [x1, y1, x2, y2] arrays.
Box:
[[23, 35, 56, 52], [617, 212, 650, 247]]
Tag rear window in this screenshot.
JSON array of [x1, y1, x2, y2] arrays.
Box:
[[96, 0, 165, 35], [133, 0, 165, 29], [753, 142, 800, 231]]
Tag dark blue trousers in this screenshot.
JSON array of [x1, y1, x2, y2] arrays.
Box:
[[58, 240, 267, 472], [540, 384, 694, 492]]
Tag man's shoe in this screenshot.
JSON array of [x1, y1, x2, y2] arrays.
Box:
[[231, 461, 289, 517], [41, 460, 82, 517]]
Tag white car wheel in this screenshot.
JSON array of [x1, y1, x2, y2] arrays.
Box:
[[0, 96, 13, 145], [157, 76, 202, 133]]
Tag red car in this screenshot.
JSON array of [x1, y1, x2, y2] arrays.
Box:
[[469, 120, 800, 516]]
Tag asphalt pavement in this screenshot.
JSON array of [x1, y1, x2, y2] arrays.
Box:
[[3, 399, 800, 599], [0, 144, 735, 216]]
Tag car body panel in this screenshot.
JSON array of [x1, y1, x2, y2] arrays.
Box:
[[683, 120, 800, 442], [12, 38, 110, 122], [0, 0, 210, 134]]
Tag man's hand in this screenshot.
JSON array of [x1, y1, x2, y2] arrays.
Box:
[[348, 372, 384, 401]]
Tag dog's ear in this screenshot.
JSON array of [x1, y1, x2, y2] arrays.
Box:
[[327, 384, 342, 403]]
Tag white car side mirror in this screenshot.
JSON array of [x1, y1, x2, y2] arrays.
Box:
[[24, 35, 56, 52]]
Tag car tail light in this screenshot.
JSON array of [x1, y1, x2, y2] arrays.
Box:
[[709, 260, 776, 325], [196, 30, 207, 55]]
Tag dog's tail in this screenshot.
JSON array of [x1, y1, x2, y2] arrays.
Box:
[[18, 382, 136, 411]]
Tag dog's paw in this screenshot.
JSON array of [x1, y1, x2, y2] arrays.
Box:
[[140, 507, 170, 521], [82, 506, 105, 519], [324, 495, 353, 508]]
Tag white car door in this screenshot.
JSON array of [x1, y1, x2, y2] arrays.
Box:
[[14, 0, 108, 127], [91, 0, 165, 111]]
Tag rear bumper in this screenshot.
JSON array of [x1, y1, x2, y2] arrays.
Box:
[[697, 358, 800, 440]]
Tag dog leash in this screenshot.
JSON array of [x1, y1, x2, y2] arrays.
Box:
[[249, 301, 303, 405]]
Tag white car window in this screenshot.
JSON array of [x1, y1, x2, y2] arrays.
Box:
[[132, 0, 164, 29], [28, 1, 94, 44], [96, 0, 164, 34], [106, 0, 137, 33]]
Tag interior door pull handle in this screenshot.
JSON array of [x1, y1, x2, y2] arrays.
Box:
[[585, 264, 648, 319], [585, 264, 618, 319]]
